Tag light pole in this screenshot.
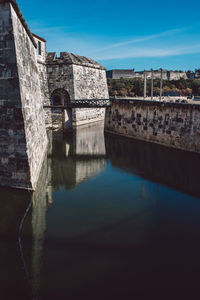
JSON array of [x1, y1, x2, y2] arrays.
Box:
[[160, 68, 163, 101], [151, 69, 154, 100], [144, 70, 147, 99]]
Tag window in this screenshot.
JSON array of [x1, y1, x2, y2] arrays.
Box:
[[38, 41, 41, 55]]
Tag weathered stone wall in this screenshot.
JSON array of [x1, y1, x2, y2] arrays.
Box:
[[72, 108, 105, 127], [47, 53, 75, 100], [72, 64, 108, 126], [0, 1, 47, 189], [37, 62, 51, 126], [0, 1, 28, 188], [105, 99, 200, 153], [46, 53, 109, 127], [73, 65, 109, 100], [11, 3, 48, 188], [33, 35, 51, 126]]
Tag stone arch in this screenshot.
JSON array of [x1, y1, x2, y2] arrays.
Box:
[[50, 88, 72, 130], [50, 88, 70, 107]]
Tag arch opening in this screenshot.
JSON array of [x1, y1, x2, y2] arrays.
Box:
[[50, 89, 72, 130], [51, 88, 71, 107]]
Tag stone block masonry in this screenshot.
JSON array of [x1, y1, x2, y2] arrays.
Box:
[[47, 52, 109, 127], [105, 99, 200, 153], [0, 1, 48, 189], [72, 64, 108, 126], [0, 0, 109, 189]]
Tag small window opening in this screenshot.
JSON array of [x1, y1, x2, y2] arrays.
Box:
[[38, 41, 41, 55]]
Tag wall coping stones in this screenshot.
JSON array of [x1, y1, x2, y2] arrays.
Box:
[[46, 52, 106, 70], [0, 0, 37, 48], [110, 98, 200, 110]]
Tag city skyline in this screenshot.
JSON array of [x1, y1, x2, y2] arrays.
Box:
[[18, 0, 200, 71]]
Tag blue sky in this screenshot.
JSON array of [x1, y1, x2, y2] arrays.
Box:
[[18, 0, 200, 71]]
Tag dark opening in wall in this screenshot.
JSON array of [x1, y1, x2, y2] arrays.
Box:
[[38, 41, 41, 55]]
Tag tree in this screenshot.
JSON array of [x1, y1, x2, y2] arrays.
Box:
[[185, 88, 192, 96], [192, 80, 200, 95]]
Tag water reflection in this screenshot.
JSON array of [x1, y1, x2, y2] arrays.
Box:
[[31, 123, 107, 298], [50, 123, 107, 190], [105, 133, 200, 198], [0, 188, 32, 299], [73, 121, 106, 156], [31, 151, 52, 297], [1, 123, 200, 299]]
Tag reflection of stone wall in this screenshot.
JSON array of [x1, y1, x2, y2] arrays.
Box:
[[51, 124, 107, 190], [75, 158, 106, 185], [31, 151, 52, 297], [52, 156, 106, 191], [105, 133, 200, 198], [73, 121, 106, 156]]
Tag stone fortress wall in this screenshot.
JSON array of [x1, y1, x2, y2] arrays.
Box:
[[0, 0, 109, 189], [33, 34, 52, 126], [0, 0, 48, 189], [46, 53, 108, 127], [105, 99, 200, 154]]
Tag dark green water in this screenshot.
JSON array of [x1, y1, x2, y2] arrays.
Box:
[[1, 122, 200, 299]]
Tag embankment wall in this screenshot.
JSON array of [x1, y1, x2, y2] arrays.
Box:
[[105, 99, 200, 153]]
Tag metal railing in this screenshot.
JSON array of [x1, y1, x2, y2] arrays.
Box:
[[43, 99, 111, 109]]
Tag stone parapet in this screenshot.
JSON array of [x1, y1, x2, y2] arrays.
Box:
[[46, 52, 105, 70]]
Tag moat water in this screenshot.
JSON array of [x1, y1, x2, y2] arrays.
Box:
[[1, 122, 200, 299]]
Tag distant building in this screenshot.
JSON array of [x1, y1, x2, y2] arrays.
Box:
[[186, 70, 200, 79], [195, 70, 200, 78], [106, 69, 135, 79], [187, 72, 195, 79], [107, 69, 187, 81]]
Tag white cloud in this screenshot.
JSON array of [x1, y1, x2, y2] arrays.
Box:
[[98, 27, 187, 51], [95, 44, 200, 61]]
